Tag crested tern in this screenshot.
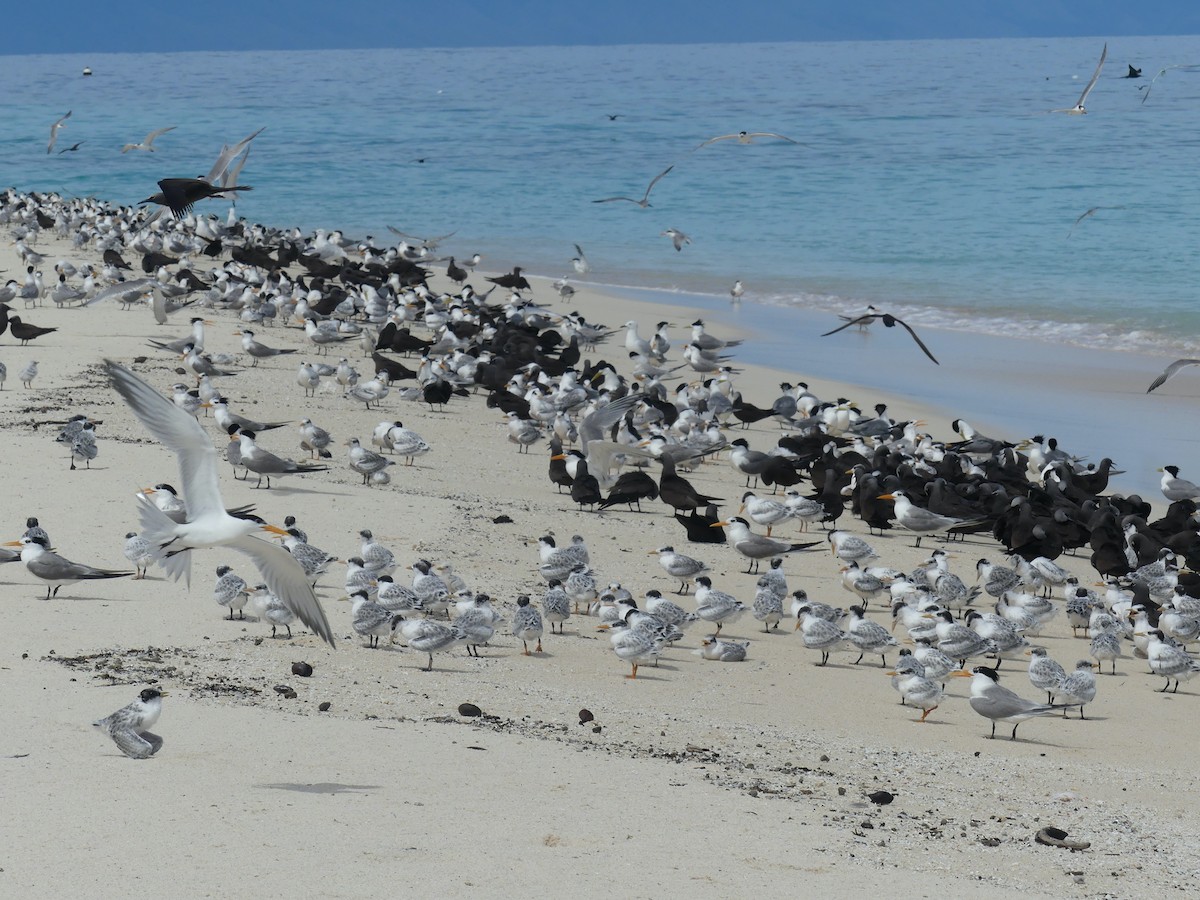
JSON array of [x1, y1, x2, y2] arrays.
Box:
[[958, 666, 1062, 739], [1052, 43, 1107, 114], [694, 131, 799, 150], [105, 360, 335, 646], [47, 111, 71, 154], [4, 535, 131, 598], [121, 126, 177, 153]]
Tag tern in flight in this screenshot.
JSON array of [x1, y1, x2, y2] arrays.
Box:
[[1052, 43, 1107, 114], [1139, 64, 1200, 104], [661, 228, 691, 252], [105, 360, 335, 646], [694, 131, 800, 150], [592, 165, 673, 208], [46, 111, 71, 154], [1067, 205, 1125, 237], [822, 311, 940, 365], [1146, 359, 1200, 393], [122, 125, 177, 153]]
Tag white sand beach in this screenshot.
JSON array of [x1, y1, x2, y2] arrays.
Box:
[[0, 214, 1196, 900]]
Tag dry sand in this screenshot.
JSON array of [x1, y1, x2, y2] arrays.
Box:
[[0, 229, 1194, 899]]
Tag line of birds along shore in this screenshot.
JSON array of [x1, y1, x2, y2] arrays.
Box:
[[3, 182, 1200, 760]]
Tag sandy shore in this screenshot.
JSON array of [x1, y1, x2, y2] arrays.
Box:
[[0, 223, 1194, 899]]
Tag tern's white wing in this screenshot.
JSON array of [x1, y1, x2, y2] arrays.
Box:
[[695, 134, 737, 149], [229, 533, 334, 646], [1147, 359, 1200, 393], [1076, 43, 1108, 107], [578, 394, 642, 454], [144, 125, 177, 144], [748, 132, 799, 143], [85, 278, 157, 307], [220, 145, 251, 193], [205, 126, 266, 184], [106, 360, 225, 520]]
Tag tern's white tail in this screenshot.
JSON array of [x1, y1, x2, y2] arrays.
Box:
[[136, 494, 193, 587]]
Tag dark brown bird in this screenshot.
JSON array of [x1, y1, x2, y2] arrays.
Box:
[[658, 456, 722, 512], [597, 470, 660, 511], [141, 178, 253, 218], [486, 267, 530, 291], [6, 313, 58, 345], [102, 248, 132, 270], [570, 459, 602, 510], [821, 311, 939, 364]]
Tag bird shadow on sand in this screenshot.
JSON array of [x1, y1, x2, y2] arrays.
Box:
[[259, 782, 380, 794]]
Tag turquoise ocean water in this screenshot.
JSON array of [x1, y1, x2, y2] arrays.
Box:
[[3, 36, 1200, 494], [3, 36, 1200, 352]]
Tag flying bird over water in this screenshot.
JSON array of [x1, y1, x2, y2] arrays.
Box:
[[571, 244, 590, 275], [821, 311, 940, 364], [58, 141, 85, 154], [1139, 64, 1200, 104], [1052, 43, 1107, 114], [205, 127, 266, 184], [1146, 358, 1200, 393], [694, 131, 800, 150], [661, 228, 691, 252], [141, 178, 253, 218], [1067, 205, 1125, 237], [592, 165, 673, 208], [121, 125, 177, 153], [47, 111, 71, 154]]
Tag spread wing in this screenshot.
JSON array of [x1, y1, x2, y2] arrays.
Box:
[[1147, 359, 1200, 393], [821, 315, 877, 337], [85, 278, 158, 307], [694, 134, 736, 150], [205, 126, 266, 184], [890, 317, 940, 365], [1076, 42, 1107, 107], [643, 165, 674, 198], [105, 360, 226, 520], [578, 394, 642, 454], [229, 533, 335, 647], [144, 125, 177, 144]]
